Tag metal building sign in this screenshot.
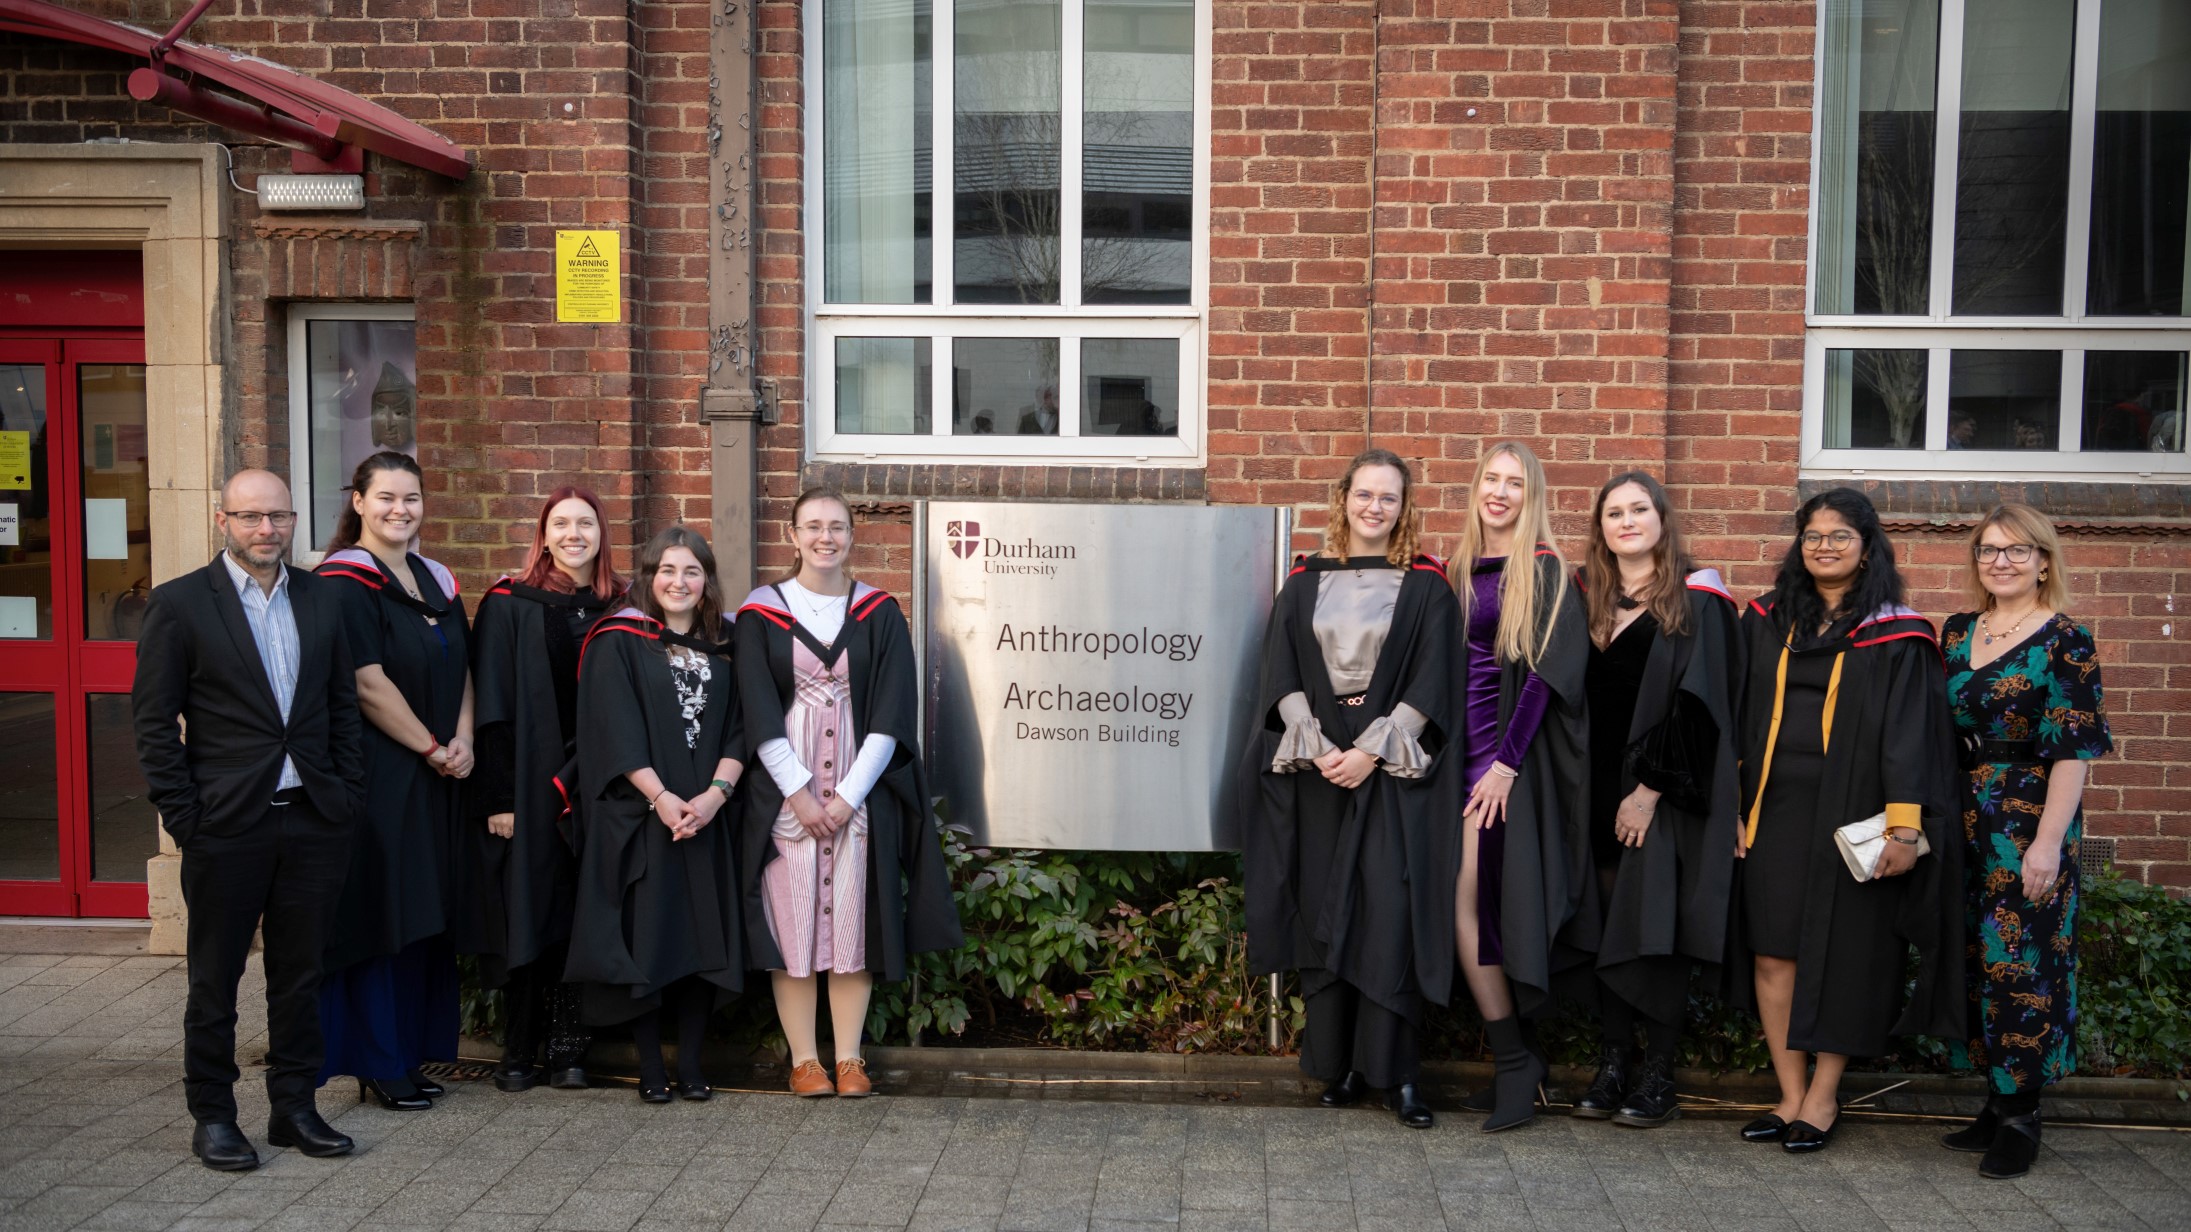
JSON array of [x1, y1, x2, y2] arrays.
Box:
[[919, 502, 1287, 851]]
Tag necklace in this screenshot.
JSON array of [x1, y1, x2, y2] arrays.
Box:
[[1981, 605, 2041, 646], [787, 580, 852, 646]]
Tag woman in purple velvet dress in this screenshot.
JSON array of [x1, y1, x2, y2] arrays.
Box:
[[1431, 442, 1591, 1133]]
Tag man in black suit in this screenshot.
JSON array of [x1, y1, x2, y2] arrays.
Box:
[[133, 469, 367, 1171]]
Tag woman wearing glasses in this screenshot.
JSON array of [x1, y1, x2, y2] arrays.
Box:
[[1733, 487, 1961, 1153], [1939, 505, 2110, 1180]]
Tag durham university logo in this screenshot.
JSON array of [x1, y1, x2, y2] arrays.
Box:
[[948, 521, 982, 559]]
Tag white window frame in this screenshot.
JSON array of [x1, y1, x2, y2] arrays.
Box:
[[1802, 0, 2191, 478], [804, 0, 1212, 465], [284, 302, 417, 563]]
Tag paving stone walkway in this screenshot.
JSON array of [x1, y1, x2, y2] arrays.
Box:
[[0, 947, 2185, 1231]]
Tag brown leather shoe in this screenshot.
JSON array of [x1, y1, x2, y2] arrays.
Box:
[[835, 1057, 873, 1098], [789, 1059, 835, 1098]]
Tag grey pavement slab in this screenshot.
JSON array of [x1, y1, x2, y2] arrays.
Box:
[[0, 946, 2179, 1231]]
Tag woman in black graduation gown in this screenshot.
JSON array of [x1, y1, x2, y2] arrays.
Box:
[[1734, 487, 1962, 1152], [1243, 449, 1457, 1128], [734, 487, 963, 1098], [1572, 471, 1743, 1128], [567, 526, 746, 1102], [470, 486, 624, 1092], [315, 451, 471, 1111], [1433, 442, 1590, 1133]]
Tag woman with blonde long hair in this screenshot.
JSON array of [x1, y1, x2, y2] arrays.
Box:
[[1433, 442, 1591, 1133]]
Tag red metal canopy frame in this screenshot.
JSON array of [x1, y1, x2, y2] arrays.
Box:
[[0, 0, 470, 179]]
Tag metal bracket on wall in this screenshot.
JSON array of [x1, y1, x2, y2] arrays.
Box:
[[700, 381, 775, 426]]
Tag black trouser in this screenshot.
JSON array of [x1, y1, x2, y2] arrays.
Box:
[[179, 794, 349, 1124], [1300, 970, 1419, 1089]]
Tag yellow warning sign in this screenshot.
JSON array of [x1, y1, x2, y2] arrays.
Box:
[[555, 230, 621, 323], [0, 432, 29, 490]]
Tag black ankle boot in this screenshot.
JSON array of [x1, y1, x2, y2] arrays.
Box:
[[1941, 1096, 2000, 1152], [1319, 1071, 1368, 1108], [1979, 1110, 2042, 1179], [1571, 1045, 1629, 1120], [1385, 1082, 1433, 1129], [1480, 1016, 1547, 1133], [1611, 1054, 1679, 1128]]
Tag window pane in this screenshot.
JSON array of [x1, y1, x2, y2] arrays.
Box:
[[835, 338, 933, 434], [1825, 348, 1928, 447], [1080, 338, 1178, 436], [825, 0, 932, 304], [1083, 0, 1192, 305], [304, 318, 417, 552], [954, 337, 1059, 435], [2082, 350, 2187, 451], [0, 694, 57, 880], [2087, 0, 2191, 317], [1953, 0, 2075, 315], [1948, 349, 2062, 448], [87, 694, 153, 883], [956, 0, 1063, 304], [0, 363, 52, 639], [1815, 0, 1939, 316], [78, 363, 148, 642]]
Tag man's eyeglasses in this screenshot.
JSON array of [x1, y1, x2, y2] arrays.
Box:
[[1800, 530, 1858, 550], [223, 510, 298, 530], [1975, 543, 2038, 564]]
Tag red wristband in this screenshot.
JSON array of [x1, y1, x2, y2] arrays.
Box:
[[424, 739, 441, 760]]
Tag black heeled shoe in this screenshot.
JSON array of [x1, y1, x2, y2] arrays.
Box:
[[1941, 1097, 2000, 1152], [1571, 1046, 1629, 1120], [1318, 1071, 1368, 1108], [638, 1083, 674, 1105], [1481, 1016, 1548, 1133], [1385, 1083, 1434, 1129], [406, 1069, 446, 1099], [1782, 1103, 1840, 1154], [1739, 1114, 1788, 1143], [1979, 1112, 2042, 1179], [357, 1078, 432, 1111]]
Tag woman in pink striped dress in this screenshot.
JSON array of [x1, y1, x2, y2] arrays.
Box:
[[733, 488, 963, 1097]]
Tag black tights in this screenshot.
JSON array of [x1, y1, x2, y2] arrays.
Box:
[[630, 977, 713, 1088]]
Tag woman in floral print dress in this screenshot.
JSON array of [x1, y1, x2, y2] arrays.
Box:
[[1940, 503, 2111, 1181]]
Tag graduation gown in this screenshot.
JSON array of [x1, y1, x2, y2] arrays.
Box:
[[1242, 555, 1459, 1030], [1589, 569, 1746, 1025], [564, 609, 746, 1024], [315, 548, 469, 972], [733, 584, 964, 981], [1732, 599, 1965, 1057], [465, 578, 614, 987], [1423, 548, 1592, 1016]]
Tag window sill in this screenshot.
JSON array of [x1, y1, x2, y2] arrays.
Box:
[[1797, 476, 2191, 530], [802, 461, 1206, 505]]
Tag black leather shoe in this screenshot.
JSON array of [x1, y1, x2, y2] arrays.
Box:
[[357, 1078, 433, 1111], [494, 1061, 542, 1093], [1782, 1104, 1840, 1154], [547, 1066, 588, 1090], [1318, 1070, 1368, 1108], [266, 1109, 354, 1157], [1979, 1112, 2041, 1179], [639, 1083, 674, 1104], [1611, 1054, 1680, 1128], [406, 1069, 446, 1099], [191, 1122, 259, 1172], [1739, 1113, 1788, 1143], [679, 1081, 713, 1102], [1941, 1099, 2000, 1152], [1571, 1046, 1629, 1120], [1385, 1083, 1434, 1129]]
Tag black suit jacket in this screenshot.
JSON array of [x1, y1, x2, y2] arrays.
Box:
[[131, 556, 367, 845]]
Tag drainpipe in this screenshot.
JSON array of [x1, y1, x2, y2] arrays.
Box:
[[703, 0, 767, 595]]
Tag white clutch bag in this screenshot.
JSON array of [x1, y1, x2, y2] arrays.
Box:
[[1834, 812, 1930, 882]]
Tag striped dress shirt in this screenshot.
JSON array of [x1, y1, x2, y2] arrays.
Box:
[[221, 551, 303, 792]]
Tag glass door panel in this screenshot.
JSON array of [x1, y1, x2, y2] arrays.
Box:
[[77, 362, 149, 643], [0, 693, 59, 882], [0, 357, 54, 641], [86, 695, 153, 886]]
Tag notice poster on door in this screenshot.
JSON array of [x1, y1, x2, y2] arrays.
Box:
[[0, 431, 28, 490], [84, 498, 127, 560], [0, 504, 17, 547], [0, 596, 34, 639]]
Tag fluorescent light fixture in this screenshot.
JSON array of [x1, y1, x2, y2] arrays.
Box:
[[256, 174, 365, 211]]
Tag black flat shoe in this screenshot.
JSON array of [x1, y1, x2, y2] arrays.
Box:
[[639, 1083, 674, 1104], [357, 1078, 433, 1111], [191, 1121, 259, 1172], [1941, 1099, 2000, 1152], [1979, 1112, 2041, 1179], [1319, 1070, 1368, 1108], [1739, 1113, 1788, 1143], [494, 1062, 542, 1094], [265, 1109, 354, 1157], [1783, 1105, 1839, 1154], [678, 1081, 713, 1102], [1572, 1046, 1629, 1120], [1385, 1083, 1434, 1129], [547, 1066, 588, 1090], [406, 1069, 446, 1099]]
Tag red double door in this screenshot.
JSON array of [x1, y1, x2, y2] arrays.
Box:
[[0, 252, 155, 917]]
